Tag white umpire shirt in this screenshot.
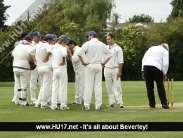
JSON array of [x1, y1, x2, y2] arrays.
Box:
[[78, 38, 112, 63], [142, 45, 169, 75], [71, 46, 85, 72], [104, 43, 124, 68]]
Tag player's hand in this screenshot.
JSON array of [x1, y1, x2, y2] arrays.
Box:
[[59, 62, 65, 66], [43, 57, 49, 63], [82, 62, 89, 66], [116, 71, 122, 80], [101, 63, 105, 69], [142, 73, 145, 79], [163, 75, 167, 81]]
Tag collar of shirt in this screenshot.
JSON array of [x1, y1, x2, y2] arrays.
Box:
[[91, 38, 98, 41], [72, 45, 78, 51], [108, 43, 117, 49], [32, 41, 41, 45], [55, 43, 61, 47]]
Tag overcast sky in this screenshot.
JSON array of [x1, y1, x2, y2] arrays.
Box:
[[4, 0, 173, 25]]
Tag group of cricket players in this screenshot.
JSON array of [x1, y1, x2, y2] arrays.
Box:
[[12, 30, 124, 110]]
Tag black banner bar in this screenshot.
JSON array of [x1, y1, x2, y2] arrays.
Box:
[[0, 122, 183, 131]]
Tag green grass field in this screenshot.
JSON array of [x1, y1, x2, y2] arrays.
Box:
[[0, 81, 183, 138]]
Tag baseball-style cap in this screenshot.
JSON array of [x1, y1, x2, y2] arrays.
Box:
[[44, 34, 54, 41], [24, 35, 32, 41], [20, 32, 28, 40], [59, 35, 70, 40], [33, 31, 41, 36], [52, 34, 58, 42], [85, 31, 97, 38]]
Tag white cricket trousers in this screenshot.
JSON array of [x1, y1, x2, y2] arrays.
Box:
[[74, 67, 85, 104], [13, 68, 31, 105], [84, 64, 102, 109], [29, 67, 39, 102], [104, 67, 123, 105], [37, 66, 52, 107], [51, 67, 68, 109]]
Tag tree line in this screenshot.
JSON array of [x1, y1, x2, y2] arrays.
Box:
[[0, 0, 183, 81]]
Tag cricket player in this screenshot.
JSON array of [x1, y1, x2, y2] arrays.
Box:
[[78, 31, 112, 110], [12, 32, 28, 103], [14, 32, 28, 47], [12, 35, 33, 106], [104, 34, 124, 108], [29, 31, 42, 104], [29, 34, 53, 109], [67, 39, 85, 105], [50, 36, 68, 110]]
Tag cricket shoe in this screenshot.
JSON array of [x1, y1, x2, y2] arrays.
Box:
[[162, 104, 169, 109], [60, 107, 69, 110], [41, 105, 51, 109], [70, 102, 81, 105], [119, 103, 124, 108], [35, 103, 41, 108], [15, 102, 20, 105], [95, 106, 102, 110], [51, 107, 58, 110], [106, 103, 115, 108], [12, 98, 15, 103], [82, 106, 90, 110]]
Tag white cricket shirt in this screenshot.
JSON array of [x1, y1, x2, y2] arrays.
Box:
[[50, 43, 67, 69], [28, 42, 51, 67], [78, 38, 112, 64], [71, 46, 85, 71], [104, 43, 124, 68]]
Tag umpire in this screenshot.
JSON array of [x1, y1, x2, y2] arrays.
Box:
[[142, 43, 169, 109]]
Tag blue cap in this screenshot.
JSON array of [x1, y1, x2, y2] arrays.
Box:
[[44, 34, 54, 41], [20, 32, 28, 40], [24, 34, 32, 41], [33, 31, 41, 36], [85, 31, 97, 38], [52, 34, 58, 42], [59, 35, 70, 40]]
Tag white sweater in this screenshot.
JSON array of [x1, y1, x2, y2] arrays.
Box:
[[12, 43, 31, 69]]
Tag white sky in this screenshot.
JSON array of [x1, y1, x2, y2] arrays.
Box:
[[4, 0, 173, 25]]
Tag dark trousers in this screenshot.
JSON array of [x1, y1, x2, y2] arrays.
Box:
[[144, 66, 168, 107]]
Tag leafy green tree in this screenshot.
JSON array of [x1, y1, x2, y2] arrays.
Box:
[[0, 0, 10, 28], [61, 0, 114, 45], [0, 0, 116, 81], [127, 14, 154, 23], [170, 0, 183, 19], [119, 25, 146, 80]]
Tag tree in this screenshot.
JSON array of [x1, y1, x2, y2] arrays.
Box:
[[119, 25, 147, 80], [170, 0, 183, 19], [127, 14, 154, 23], [61, 0, 114, 44], [0, 0, 116, 81], [0, 0, 10, 28]]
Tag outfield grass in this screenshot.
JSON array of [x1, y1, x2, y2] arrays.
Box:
[[0, 81, 183, 138]]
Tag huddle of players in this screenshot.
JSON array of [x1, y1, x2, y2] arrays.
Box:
[[12, 31, 124, 110]]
